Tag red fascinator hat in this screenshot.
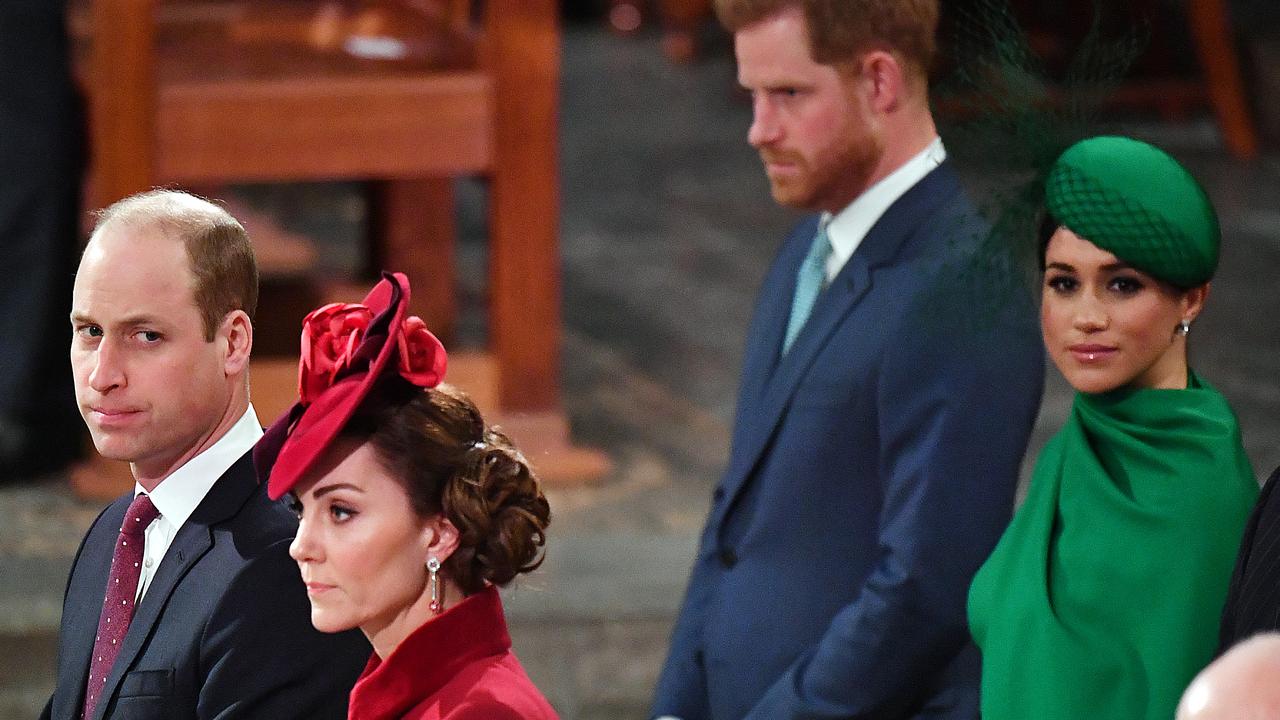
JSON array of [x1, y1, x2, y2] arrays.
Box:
[[256, 272, 447, 500]]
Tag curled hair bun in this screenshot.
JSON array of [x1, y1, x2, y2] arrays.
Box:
[[350, 382, 550, 596], [444, 427, 551, 594]]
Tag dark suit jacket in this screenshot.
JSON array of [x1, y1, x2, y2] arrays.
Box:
[[41, 451, 370, 719], [1219, 465, 1280, 651], [651, 162, 1044, 720]]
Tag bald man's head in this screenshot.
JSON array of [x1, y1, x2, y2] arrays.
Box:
[[1178, 633, 1280, 720], [88, 190, 258, 341]]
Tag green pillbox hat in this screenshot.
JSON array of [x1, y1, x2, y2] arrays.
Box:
[[1044, 135, 1220, 287]]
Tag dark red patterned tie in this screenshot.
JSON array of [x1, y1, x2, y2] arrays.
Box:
[[82, 493, 160, 720]]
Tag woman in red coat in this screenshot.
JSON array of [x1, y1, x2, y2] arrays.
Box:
[[255, 272, 558, 720]]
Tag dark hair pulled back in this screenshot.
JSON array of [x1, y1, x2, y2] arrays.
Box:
[[341, 380, 550, 595]]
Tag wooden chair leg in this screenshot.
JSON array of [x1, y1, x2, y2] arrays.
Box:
[[1188, 0, 1258, 159], [92, 0, 158, 209], [658, 0, 711, 63], [488, 0, 561, 413], [369, 178, 458, 343]]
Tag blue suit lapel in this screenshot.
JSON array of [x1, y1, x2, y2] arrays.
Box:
[[734, 216, 819, 421], [92, 453, 257, 720], [716, 162, 963, 518]]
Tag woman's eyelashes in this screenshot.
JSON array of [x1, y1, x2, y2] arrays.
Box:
[[329, 502, 357, 522], [1106, 275, 1145, 295], [1045, 274, 1077, 294], [1045, 273, 1146, 296], [284, 490, 359, 523]]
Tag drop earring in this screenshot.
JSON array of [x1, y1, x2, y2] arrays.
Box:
[[427, 557, 443, 615], [1176, 319, 1191, 337]]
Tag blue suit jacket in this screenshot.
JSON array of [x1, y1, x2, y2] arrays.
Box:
[[651, 163, 1044, 720], [41, 451, 370, 719]]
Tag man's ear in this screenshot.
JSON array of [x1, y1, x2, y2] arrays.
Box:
[[857, 49, 906, 115], [220, 309, 253, 376]]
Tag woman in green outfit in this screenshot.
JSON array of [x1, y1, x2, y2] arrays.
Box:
[[968, 135, 1258, 720]]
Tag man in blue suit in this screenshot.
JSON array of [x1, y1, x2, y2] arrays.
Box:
[[651, 1, 1044, 718], [42, 191, 369, 719]]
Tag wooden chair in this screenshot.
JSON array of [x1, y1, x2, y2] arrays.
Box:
[[72, 0, 608, 496]]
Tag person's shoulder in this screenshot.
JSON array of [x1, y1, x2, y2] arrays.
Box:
[[216, 461, 298, 548], [1258, 467, 1280, 514]]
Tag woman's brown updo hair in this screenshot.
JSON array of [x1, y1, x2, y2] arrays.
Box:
[[340, 380, 550, 595]]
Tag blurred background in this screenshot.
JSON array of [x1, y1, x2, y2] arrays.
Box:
[[3, 0, 1280, 717]]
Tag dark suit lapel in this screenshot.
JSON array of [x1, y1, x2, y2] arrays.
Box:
[[93, 452, 258, 720], [738, 216, 819, 414], [717, 162, 963, 514], [59, 500, 128, 717]]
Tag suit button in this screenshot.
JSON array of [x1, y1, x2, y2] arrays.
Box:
[[713, 486, 725, 501], [718, 548, 738, 568]]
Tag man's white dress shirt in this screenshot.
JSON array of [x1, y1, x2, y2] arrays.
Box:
[[821, 137, 947, 283], [133, 405, 263, 601]]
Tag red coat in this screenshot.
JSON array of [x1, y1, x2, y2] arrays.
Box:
[[347, 585, 558, 720]]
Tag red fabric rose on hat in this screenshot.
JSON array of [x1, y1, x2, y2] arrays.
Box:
[[298, 302, 375, 404], [398, 316, 447, 387], [260, 272, 451, 500]]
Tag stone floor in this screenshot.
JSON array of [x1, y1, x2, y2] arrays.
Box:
[[4, 22, 1280, 720]]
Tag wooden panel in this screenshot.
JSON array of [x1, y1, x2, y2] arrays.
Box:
[[370, 178, 459, 343], [1188, 0, 1258, 159], [155, 73, 493, 182], [487, 0, 561, 412], [90, 0, 158, 209]]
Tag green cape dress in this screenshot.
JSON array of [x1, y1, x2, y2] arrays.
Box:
[[968, 372, 1257, 720]]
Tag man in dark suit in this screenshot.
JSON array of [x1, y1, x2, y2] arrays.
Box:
[[1219, 466, 1280, 650], [43, 190, 369, 719], [650, 2, 1044, 718]]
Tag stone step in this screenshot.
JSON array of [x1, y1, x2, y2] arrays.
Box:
[[0, 632, 56, 719]]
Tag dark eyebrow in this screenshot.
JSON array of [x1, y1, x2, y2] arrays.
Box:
[[1100, 262, 1136, 272], [1046, 261, 1136, 273], [116, 314, 166, 327], [312, 483, 364, 499], [69, 313, 168, 329]]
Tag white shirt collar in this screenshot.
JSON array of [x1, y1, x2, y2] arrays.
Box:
[[135, 404, 263, 530], [823, 137, 947, 281]]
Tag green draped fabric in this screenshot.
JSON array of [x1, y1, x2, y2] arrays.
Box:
[[968, 372, 1257, 720]]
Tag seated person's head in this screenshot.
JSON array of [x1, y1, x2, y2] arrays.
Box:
[[257, 274, 549, 651], [72, 190, 257, 482], [1037, 136, 1216, 394], [286, 381, 550, 636], [1178, 633, 1280, 719]]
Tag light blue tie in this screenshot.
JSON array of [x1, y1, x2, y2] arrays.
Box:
[[782, 222, 832, 354]]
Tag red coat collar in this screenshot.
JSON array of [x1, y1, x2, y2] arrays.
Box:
[[349, 585, 511, 719]]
